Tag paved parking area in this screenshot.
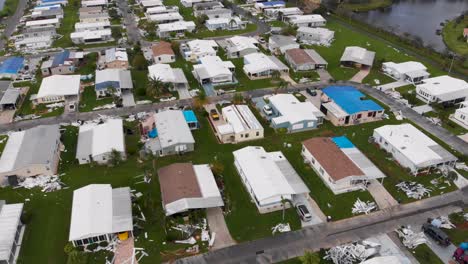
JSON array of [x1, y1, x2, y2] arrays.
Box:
[[367, 179, 398, 209], [293, 194, 326, 227], [300, 90, 321, 109], [207, 207, 236, 250], [0, 110, 15, 124]]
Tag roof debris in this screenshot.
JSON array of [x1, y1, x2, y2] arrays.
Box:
[[352, 199, 377, 215], [395, 181, 432, 200], [396, 226, 427, 249]]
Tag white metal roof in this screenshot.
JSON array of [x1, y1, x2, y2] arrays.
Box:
[[416, 75, 468, 99], [382, 61, 427, 75], [243, 52, 287, 74], [297, 27, 334, 39], [269, 94, 322, 125], [193, 56, 234, 80], [74, 21, 110, 30], [76, 118, 125, 159], [25, 18, 59, 27], [374, 123, 456, 167], [157, 21, 195, 32], [233, 146, 309, 204], [289, 14, 325, 24], [0, 202, 23, 261], [148, 12, 183, 22], [37, 75, 81, 99], [225, 36, 258, 53], [155, 110, 195, 149], [105, 48, 128, 63], [186, 39, 218, 56], [340, 46, 375, 66], [140, 0, 163, 7], [95, 68, 133, 89], [148, 64, 188, 84], [69, 184, 132, 241], [70, 29, 111, 40], [220, 104, 263, 134]]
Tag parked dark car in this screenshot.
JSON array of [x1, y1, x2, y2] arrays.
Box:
[[306, 88, 317, 96], [422, 223, 451, 246]]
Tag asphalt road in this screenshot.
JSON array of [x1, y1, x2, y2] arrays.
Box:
[[116, 0, 143, 45], [177, 187, 467, 264], [3, 80, 468, 156], [0, 0, 28, 50]]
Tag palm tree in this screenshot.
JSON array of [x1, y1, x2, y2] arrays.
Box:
[[147, 77, 171, 98], [228, 18, 238, 29]]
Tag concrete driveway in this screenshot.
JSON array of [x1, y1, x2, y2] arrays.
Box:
[[292, 194, 326, 227], [206, 207, 236, 250], [377, 80, 408, 91], [413, 223, 457, 263], [350, 68, 370, 83], [121, 91, 136, 107], [367, 179, 398, 209]]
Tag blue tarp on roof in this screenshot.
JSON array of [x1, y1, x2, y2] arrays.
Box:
[[183, 110, 198, 123], [41, 0, 64, 3], [95, 81, 120, 90], [322, 86, 383, 115], [0, 57, 24, 75], [332, 136, 355, 149], [52, 50, 70, 67], [148, 128, 158, 138], [262, 1, 285, 6]]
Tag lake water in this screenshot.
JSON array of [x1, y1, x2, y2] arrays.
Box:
[[0, 0, 5, 11], [354, 0, 468, 52]]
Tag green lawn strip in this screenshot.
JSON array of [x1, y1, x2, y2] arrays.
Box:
[[79, 86, 113, 112], [362, 69, 395, 86], [269, 20, 287, 28], [0, 0, 19, 17], [411, 244, 444, 264], [329, 14, 466, 77], [131, 69, 156, 102], [442, 16, 468, 56], [163, 0, 195, 20], [339, 0, 393, 12], [445, 210, 468, 246], [394, 84, 425, 107], [77, 53, 98, 75], [186, 24, 258, 39], [53, 0, 80, 48], [0, 135, 8, 154], [307, 19, 446, 82]]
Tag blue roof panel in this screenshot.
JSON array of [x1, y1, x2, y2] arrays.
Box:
[[183, 110, 198, 123], [322, 86, 383, 115], [52, 50, 70, 67], [0, 57, 24, 74], [262, 1, 285, 6], [332, 136, 355, 149]]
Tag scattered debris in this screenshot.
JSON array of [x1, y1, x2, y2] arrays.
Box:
[[175, 237, 197, 245], [159, 97, 177, 102], [455, 162, 468, 171], [136, 100, 152, 105], [93, 103, 116, 111], [396, 226, 427, 249], [395, 181, 432, 200], [324, 240, 380, 264], [126, 115, 136, 122], [186, 244, 199, 253], [352, 199, 377, 215], [17, 175, 64, 192], [201, 230, 210, 242], [271, 223, 291, 234], [430, 216, 455, 229]]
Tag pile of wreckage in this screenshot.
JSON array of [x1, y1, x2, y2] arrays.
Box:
[[396, 226, 427, 249], [171, 219, 216, 253], [324, 240, 382, 264], [272, 223, 291, 234], [352, 199, 377, 215], [395, 181, 432, 200], [17, 174, 65, 192]]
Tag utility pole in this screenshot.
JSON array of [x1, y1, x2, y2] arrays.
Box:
[[448, 52, 456, 75]]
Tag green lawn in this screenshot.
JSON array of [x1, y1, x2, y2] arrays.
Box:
[[395, 84, 425, 106], [305, 18, 446, 81], [411, 244, 444, 264], [0, 0, 19, 17], [445, 210, 468, 246], [53, 0, 80, 48], [79, 86, 113, 112], [339, 0, 393, 12], [77, 53, 98, 75], [269, 20, 287, 28], [187, 24, 258, 39], [362, 69, 396, 86], [442, 16, 468, 56]]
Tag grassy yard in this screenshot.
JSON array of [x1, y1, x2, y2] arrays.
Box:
[[269, 20, 287, 28], [79, 86, 113, 112], [77, 53, 98, 75], [362, 69, 395, 86], [53, 0, 80, 48], [0, 0, 19, 17], [442, 16, 468, 56], [411, 244, 444, 264], [339, 0, 393, 12], [187, 24, 258, 39], [305, 18, 446, 81], [445, 210, 468, 246]]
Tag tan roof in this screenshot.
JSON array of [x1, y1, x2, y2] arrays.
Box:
[[302, 137, 364, 181], [158, 163, 202, 205], [152, 41, 175, 57], [286, 48, 314, 65]]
